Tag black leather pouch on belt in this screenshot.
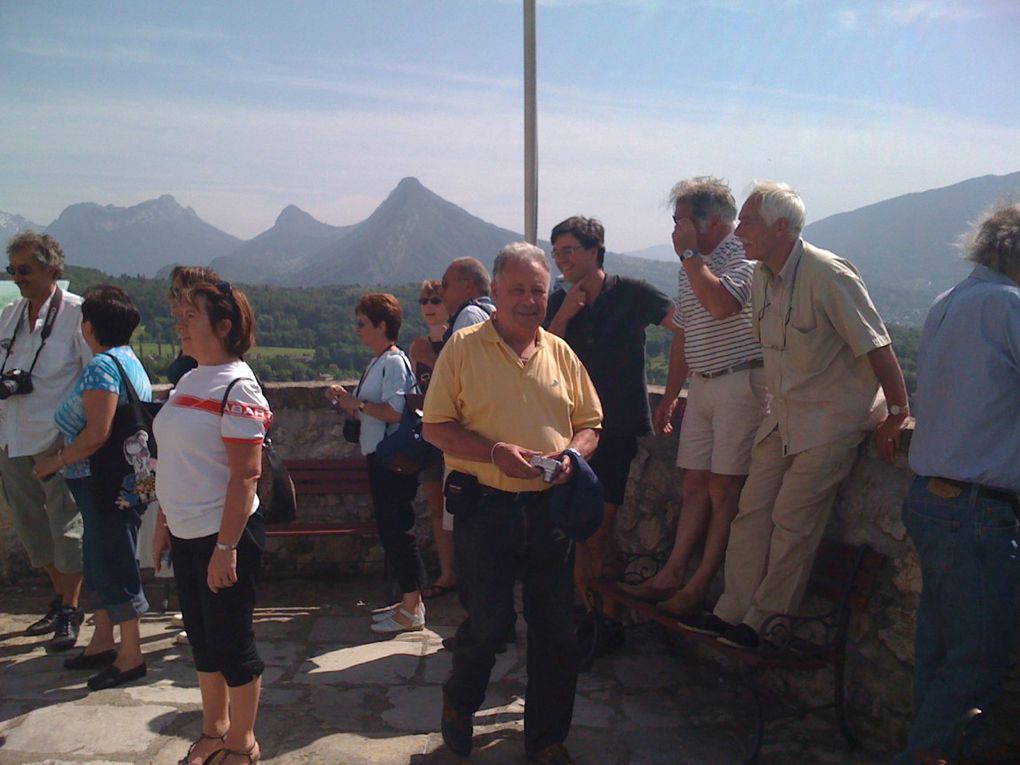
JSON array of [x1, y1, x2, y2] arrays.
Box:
[[444, 471, 480, 517]]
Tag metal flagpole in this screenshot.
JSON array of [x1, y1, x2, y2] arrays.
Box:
[[523, 0, 538, 245]]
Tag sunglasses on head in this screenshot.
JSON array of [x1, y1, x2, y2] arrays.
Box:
[[5, 265, 34, 277], [419, 297, 443, 305]]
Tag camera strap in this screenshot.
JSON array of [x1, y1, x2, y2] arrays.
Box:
[[0, 287, 64, 376]]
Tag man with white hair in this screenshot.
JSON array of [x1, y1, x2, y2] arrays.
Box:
[[424, 242, 602, 765], [894, 203, 1020, 764], [680, 182, 909, 651]]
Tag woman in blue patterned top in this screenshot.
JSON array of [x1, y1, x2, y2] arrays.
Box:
[[34, 285, 152, 691]]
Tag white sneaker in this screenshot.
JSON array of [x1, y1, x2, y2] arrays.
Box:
[[173, 630, 189, 646], [370, 607, 425, 634]]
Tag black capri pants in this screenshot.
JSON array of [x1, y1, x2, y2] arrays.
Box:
[[170, 512, 265, 687]]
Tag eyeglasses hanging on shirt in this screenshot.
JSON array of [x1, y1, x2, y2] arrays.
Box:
[[757, 257, 802, 352]]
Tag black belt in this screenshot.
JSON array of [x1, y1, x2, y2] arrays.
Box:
[[697, 358, 764, 379], [926, 476, 1020, 511], [478, 484, 545, 502]]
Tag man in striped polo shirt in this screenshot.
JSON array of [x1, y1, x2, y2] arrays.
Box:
[[620, 177, 766, 618]]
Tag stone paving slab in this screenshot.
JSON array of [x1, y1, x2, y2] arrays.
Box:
[[0, 578, 895, 765]]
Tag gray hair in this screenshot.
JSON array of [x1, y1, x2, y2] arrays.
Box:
[[6, 231, 65, 277], [748, 181, 806, 236], [668, 176, 737, 223], [963, 201, 1020, 276], [492, 242, 549, 280], [449, 257, 491, 297]]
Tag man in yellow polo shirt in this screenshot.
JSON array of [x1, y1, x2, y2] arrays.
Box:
[[423, 241, 602, 765]]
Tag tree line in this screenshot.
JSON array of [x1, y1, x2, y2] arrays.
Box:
[[51, 266, 919, 394]]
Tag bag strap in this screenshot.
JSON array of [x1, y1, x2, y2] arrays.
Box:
[[395, 351, 423, 395], [99, 352, 147, 423], [221, 373, 275, 446]]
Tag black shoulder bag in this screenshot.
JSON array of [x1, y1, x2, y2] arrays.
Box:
[[221, 374, 297, 525], [89, 354, 161, 514]]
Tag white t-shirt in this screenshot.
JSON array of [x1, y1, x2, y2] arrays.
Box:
[[355, 348, 412, 455], [153, 360, 271, 540]]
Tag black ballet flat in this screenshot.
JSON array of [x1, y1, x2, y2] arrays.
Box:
[[87, 662, 147, 691]]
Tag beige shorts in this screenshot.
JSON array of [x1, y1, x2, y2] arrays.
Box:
[[676, 367, 767, 476]]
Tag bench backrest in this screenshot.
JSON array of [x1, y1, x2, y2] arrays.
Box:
[[807, 539, 886, 614], [283, 457, 370, 496]]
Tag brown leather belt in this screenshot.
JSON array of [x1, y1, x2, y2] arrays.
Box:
[[925, 476, 1020, 512]]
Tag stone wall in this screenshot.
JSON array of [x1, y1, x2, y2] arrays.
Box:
[[1, 381, 1017, 748]]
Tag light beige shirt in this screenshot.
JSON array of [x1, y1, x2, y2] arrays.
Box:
[[752, 239, 890, 455]]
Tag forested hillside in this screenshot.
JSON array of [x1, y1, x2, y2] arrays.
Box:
[[16, 267, 919, 396]]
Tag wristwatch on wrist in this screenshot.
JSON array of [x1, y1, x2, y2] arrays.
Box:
[[679, 248, 699, 263], [888, 404, 908, 416], [215, 541, 238, 552]]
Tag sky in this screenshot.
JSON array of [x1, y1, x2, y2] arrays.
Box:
[[2, 0, 1019, 254]]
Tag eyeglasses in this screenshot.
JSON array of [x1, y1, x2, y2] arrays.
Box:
[[757, 257, 802, 351], [552, 245, 588, 258], [419, 297, 443, 305], [216, 280, 233, 295], [672, 215, 684, 225], [5, 265, 34, 277]]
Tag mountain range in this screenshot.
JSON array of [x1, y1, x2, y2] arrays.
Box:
[[3, 172, 1018, 326]]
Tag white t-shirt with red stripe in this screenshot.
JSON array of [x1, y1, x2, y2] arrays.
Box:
[[154, 360, 272, 540]]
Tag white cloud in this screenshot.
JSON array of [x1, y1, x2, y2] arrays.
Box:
[[883, 0, 989, 24], [835, 8, 859, 30]]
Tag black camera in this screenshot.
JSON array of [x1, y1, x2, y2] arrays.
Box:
[[0, 369, 33, 400]]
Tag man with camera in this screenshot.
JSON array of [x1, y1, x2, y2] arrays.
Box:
[[423, 242, 602, 765], [0, 232, 91, 650]]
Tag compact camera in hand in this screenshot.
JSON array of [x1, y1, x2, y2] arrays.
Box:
[[530, 454, 564, 483], [0, 369, 33, 400]]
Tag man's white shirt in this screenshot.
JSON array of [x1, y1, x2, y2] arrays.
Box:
[[0, 290, 91, 457]]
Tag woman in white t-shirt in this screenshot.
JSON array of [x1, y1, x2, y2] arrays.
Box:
[[152, 281, 268, 765], [326, 293, 426, 634]]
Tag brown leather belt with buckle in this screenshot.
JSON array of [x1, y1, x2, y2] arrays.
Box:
[[697, 358, 764, 380], [925, 476, 1020, 513]]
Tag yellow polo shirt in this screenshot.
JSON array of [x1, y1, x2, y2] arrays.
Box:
[[423, 319, 603, 492]]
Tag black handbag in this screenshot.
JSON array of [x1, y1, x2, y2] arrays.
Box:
[[89, 354, 161, 514], [221, 374, 297, 525], [375, 354, 442, 475]]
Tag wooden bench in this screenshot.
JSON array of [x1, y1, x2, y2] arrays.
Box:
[[265, 457, 377, 538], [588, 538, 887, 765]]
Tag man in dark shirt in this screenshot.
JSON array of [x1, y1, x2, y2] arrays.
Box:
[[544, 216, 675, 658]]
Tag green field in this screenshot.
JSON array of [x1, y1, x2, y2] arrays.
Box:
[[133, 341, 313, 360]]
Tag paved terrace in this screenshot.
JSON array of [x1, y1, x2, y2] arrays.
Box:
[[0, 577, 892, 765]]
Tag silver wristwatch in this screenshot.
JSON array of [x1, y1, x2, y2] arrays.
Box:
[[679, 249, 699, 262], [215, 541, 239, 552]]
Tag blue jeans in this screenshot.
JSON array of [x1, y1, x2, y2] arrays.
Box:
[[67, 476, 148, 624], [893, 475, 1019, 763]]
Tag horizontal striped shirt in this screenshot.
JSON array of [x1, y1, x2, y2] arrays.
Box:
[[673, 233, 761, 374]]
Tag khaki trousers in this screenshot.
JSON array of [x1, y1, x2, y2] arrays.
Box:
[[0, 440, 83, 573], [713, 427, 863, 631]]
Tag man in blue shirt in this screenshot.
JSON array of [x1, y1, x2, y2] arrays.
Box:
[[897, 203, 1020, 763]]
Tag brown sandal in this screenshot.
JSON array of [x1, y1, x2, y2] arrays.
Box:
[[179, 732, 226, 765]]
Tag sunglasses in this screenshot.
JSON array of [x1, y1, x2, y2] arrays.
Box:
[[5, 265, 34, 277], [419, 297, 443, 305]]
